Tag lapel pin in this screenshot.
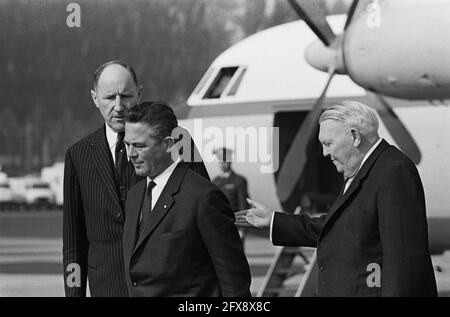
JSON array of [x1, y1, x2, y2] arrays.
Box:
[[163, 204, 167, 209]]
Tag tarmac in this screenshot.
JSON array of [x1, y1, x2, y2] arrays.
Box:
[[1, 211, 450, 297]]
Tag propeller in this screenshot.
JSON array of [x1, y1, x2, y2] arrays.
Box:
[[344, 0, 360, 30], [278, 0, 421, 203], [287, 0, 335, 46], [367, 92, 421, 164]]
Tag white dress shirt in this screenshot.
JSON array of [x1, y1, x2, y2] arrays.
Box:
[[105, 123, 120, 164], [146, 158, 181, 211], [218, 171, 232, 179], [269, 138, 383, 241]]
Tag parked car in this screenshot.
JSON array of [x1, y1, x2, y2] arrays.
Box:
[[0, 175, 14, 210], [9, 176, 56, 209]]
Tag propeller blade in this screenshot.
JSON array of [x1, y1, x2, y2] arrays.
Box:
[[367, 91, 422, 164], [287, 0, 336, 46], [277, 69, 336, 202], [345, 0, 378, 30], [344, 0, 360, 30]]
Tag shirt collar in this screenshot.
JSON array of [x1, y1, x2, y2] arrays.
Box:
[[220, 171, 232, 178], [147, 157, 181, 188], [360, 137, 382, 169], [348, 137, 382, 181], [105, 123, 119, 150]]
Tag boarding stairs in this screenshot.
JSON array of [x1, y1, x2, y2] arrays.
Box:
[[257, 207, 318, 297]]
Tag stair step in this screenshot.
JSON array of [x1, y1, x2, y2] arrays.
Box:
[[282, 248, 306, 255], [263, 286, 298, 295], [273, 267, 306, 275]]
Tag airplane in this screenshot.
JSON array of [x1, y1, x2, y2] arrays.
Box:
[[176, 0, 450, 255]]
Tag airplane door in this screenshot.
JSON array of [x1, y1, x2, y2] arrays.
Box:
[[274, 111, 343, 214]]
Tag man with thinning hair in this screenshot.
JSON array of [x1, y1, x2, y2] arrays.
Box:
[[236, 100, 437, 296]]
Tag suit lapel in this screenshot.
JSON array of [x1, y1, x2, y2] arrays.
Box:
[[90, 126, 122, 209], [132, 163, 188, 255], [124, 180, 146, 262], [321, 140, 390, 233]]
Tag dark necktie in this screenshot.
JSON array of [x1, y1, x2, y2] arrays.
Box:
[[115, 132, 128, 202], [115, 132, 127, 174], [138, 181, 156, 237]]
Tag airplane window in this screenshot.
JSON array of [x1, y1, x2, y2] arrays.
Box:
[[227, 68, 246, 96], [203, 67, 238, 99], [193, 67, 214, 95]]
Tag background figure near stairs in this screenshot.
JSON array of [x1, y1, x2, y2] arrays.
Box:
[[212, 147, 250, 242]]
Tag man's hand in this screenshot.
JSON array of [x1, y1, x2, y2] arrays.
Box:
[[235, 199, 272, 229]]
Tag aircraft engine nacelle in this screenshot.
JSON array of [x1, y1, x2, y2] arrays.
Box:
[[343, 0, 450, 100]]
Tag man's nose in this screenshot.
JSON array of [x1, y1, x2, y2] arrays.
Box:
[[114, 94, 125, 111], [127, 145, 136, 158], [322, 146, 329, 157]]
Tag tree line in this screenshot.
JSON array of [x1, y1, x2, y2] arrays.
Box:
[[0, 0, 347, 175]]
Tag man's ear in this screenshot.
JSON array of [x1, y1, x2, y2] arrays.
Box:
[[164, 137, 176, 153], [91, 90, 100, 109], [137, 84, 143, 104], [351, 128, 361, 147]]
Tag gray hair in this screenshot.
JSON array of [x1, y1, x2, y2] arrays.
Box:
[[319, 101, 379, 137]]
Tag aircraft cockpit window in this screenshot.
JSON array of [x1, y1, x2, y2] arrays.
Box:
[[227, 68, 246, 96], [203, 66, 238, 99], [193, 67, 214, 95]]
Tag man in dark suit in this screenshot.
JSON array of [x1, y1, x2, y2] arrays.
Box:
[[122, 101, 251, 297], [236, 101, 437, 296], [63, 61, 209, 297]]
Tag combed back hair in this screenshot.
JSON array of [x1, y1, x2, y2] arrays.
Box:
[[126, 101, 178, 141], [93, 60, 138, 90], [319, 101, 379, 137]]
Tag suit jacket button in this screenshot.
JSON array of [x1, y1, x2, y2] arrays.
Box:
[[115, 212, 121, 219], [132, 282, 137, 287], [319, 266, 324, 272]]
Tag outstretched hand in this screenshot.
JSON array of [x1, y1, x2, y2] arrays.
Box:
[[235, 199, 273, 229]]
